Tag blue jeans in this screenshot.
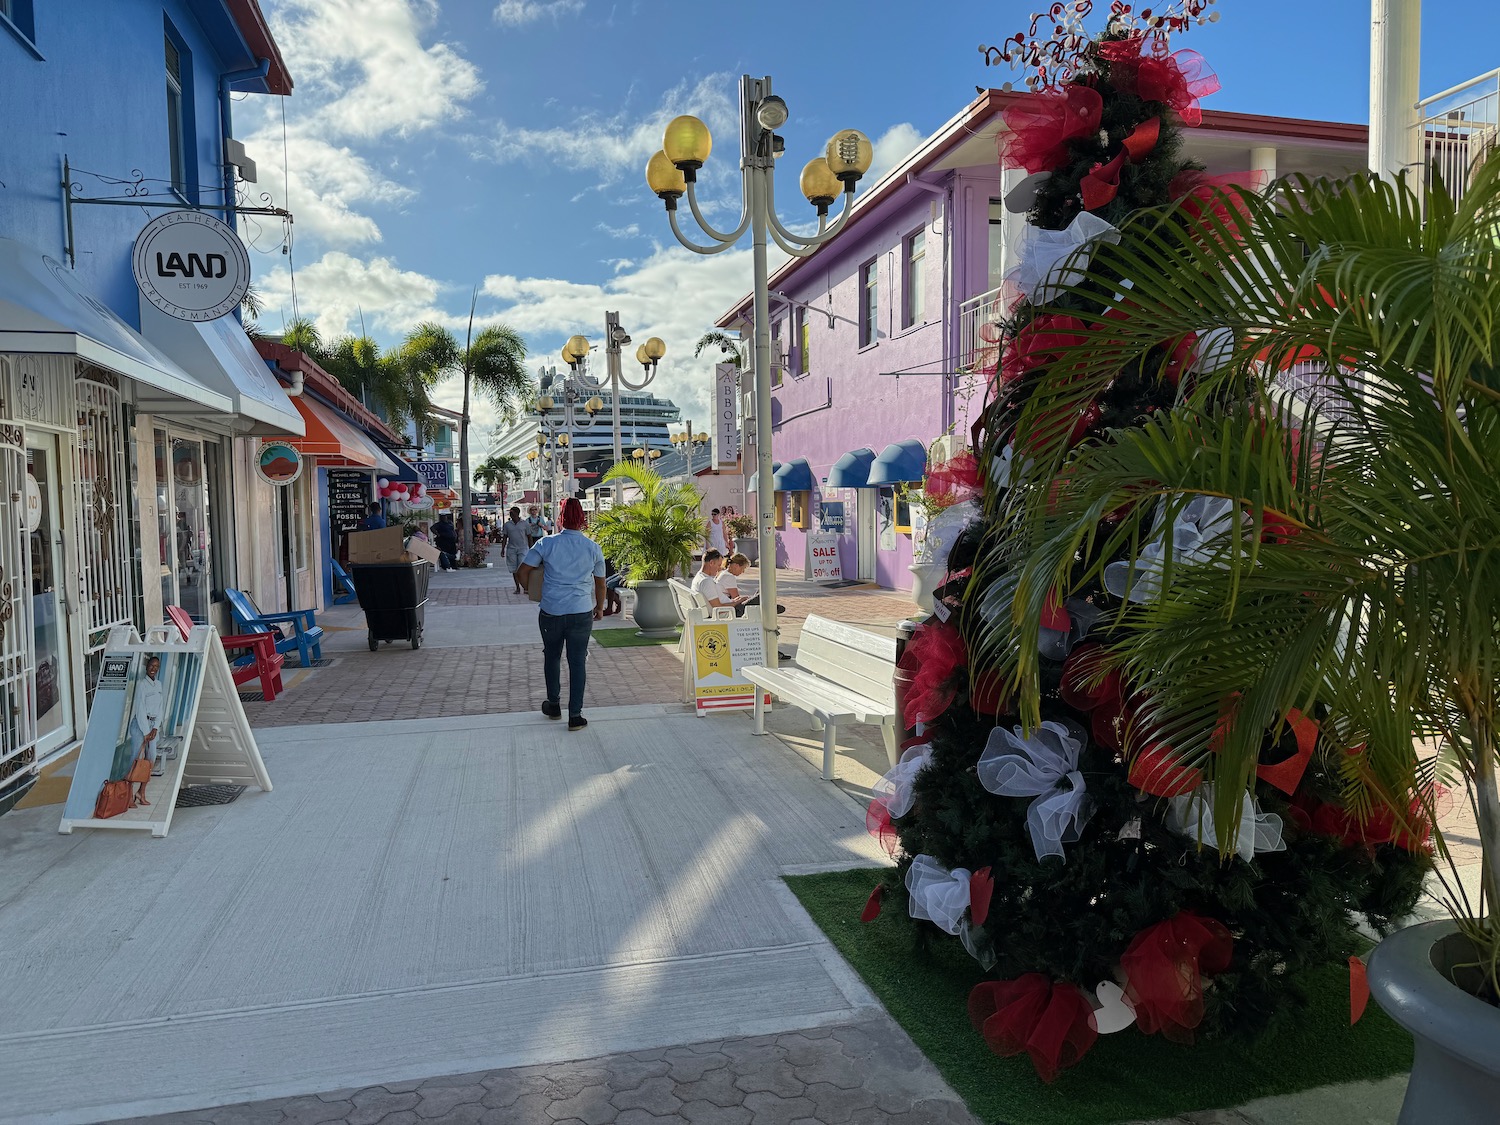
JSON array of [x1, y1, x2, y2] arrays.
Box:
[[539, 610, 592, 717]]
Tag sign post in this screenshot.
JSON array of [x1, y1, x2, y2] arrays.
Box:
[[713, 362, 740, 469]]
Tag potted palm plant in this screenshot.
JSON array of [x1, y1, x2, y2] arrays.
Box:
[[987, 157, 1500, 1121], [591, 462, 705, 637]]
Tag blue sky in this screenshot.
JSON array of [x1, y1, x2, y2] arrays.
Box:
[[242, 0, 1500, 437]]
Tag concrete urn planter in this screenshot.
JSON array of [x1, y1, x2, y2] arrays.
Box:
[[909, 563, 947, 614], [1368, 918, 1500, 1125], [630, 579, 679, 638]]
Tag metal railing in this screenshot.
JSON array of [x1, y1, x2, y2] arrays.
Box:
[[957, 284, 1010, 374], [1415, 68, 1500, 206]]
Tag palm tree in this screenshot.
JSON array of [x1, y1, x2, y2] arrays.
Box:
[[241, 284, 265, 337], [281, 316, 324, 356], [397, 301, 530, 553], [985, 156, 1500, 997], [589, 461, 704, 583], [694, 329, 744, 367], [474, 453, 522, 500], [321, 334, 437, 438]]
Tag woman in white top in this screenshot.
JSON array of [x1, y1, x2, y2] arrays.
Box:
[[705, 508, 730, 556], [128, 655, 165, 807]]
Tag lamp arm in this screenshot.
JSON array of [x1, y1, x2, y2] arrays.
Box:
[[685, 174, 751, 244], [769, 222, 822, 258], [763, 171, 855, 247], [616, 368, 656, 391], [668, 208, 741, 255]]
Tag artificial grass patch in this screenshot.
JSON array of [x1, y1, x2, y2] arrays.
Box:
[[785, 868, 1412, 1125], [591, 627, 680, 648]]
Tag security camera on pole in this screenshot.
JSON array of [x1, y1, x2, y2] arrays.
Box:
[[646, 76, 872, 667]]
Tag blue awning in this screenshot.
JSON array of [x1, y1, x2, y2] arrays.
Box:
[[747, 461, 782, 493], [377, 446, 421, 484], [826, 448, 876, 489], [772, 458, 813, 492], [867, 439, 928, 486]]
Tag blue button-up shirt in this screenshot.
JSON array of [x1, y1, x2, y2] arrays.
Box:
[[523, 530, 605, 616]]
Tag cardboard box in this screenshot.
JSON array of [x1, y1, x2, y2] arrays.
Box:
[[405, 537, 442, 566], [347, 526, 406, 564]]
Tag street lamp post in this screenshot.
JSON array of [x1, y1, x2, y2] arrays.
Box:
[[646, 75, 871, 667], [537, 364, 604, 507], [564, 321, 667, 492]]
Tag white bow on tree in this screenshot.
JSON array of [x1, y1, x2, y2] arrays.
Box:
[[874, 742, 934, 820], [1165, 782, 1286, 862], [905, 854, 972, 935], [977, 721, 1094, 862]]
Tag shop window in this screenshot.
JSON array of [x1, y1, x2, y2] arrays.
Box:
[[1, 0, 37, 48], [989, 197, 1006, 289], [773, 491, 786, 530], [904, 229, 926, 328], [772, 320, 783, 387], [860, 259, 879, 347], [164, 25, 197, 201], [895, 492, 913, 534], [798, 307, 811, 374], [788, 491, 810, 529]]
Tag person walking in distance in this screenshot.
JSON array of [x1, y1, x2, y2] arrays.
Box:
[[500, 506, 530, 595], [515, 498, 605, 731], [432, 514, 459, 571], [705, 508, 730, 556], [358, 501, 386, 531]]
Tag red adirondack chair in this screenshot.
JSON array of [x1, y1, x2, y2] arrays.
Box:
[[166, 605, 285, 702]]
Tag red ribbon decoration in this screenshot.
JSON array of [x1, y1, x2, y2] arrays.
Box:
[[865, 797, 899, 857], [1059, 642, 1123, 713], [970, 669, 1014, 717], [1349, 955, 1370, 1025], [1081, 151, 1126, 212], [861, 883, 885, 923], [968, 975, 1099, 1083], [1169, 169, 1262, 246], [1099, 40, 1221, 127], [1121, 912, 1233, 1044], [1128, 742, 1203, 797], [899, 619, 967, 729], [970, 867, 995, 928], [925, 452, 983, 506], [1122, 116, 1161, 162], [999, 85, 1105, 175], [1257, 708, 1318, 795], [1001, 313, 1090, 387]]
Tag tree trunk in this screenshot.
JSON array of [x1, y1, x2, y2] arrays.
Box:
[[459, 367, 473, 556]]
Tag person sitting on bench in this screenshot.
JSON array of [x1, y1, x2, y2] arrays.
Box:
[[720, 553, 784, 616], [691, 550, 740, 610]]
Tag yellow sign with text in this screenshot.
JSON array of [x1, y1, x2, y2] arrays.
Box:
[[689, 618, 766, 713]]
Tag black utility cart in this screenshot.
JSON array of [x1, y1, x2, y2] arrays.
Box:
[[351, 559, 432, 651]]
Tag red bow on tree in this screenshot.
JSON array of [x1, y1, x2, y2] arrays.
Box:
[[1000, 85, 1104, 175], [925, 452, 983, 506], [1099, 40, 1220, 127], [1121, 912, 1233, 1043], [899, 619, 967, 729], [1079, 119, 1161, 211], [968, 974, 1099, 1083], [1001, 314, 1090, 387]]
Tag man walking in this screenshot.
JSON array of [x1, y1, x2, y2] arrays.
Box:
[[358, 502, 386, 531], [515, 499, 605, 731], [500, 506, 529, 594]]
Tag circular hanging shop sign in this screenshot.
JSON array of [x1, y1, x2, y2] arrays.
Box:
[[256, 442, 303, 486], [132, 210, 251, 322], [23, 473, 42, 533]]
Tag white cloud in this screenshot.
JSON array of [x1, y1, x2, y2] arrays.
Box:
[[865, 122, 926, 188], [596, 221, 640, 239], [480, 74, 737, 183], [493, 0, 585, 25], [264, 0, 483, 139], [254, 252, 448, 340], [241, 130, 414, 247]]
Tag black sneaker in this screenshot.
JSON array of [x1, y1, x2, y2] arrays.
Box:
[[568, 715, 588, 731], [541, 700, 561, 719]]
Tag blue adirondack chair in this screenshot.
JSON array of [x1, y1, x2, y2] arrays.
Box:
[[225, 588, 325, 668], [330, 560, 358, 606]]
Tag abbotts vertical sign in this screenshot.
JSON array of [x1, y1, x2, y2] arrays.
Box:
[[132, 211, 250, 322]]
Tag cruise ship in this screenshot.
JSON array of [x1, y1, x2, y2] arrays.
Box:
[[489, 384, 683, 484]]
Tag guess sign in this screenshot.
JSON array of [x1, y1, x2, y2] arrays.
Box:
[[132, 211, 250, 322]]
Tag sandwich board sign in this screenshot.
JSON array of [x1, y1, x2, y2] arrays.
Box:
[[688, 612, 766, 715], [807, 532, 842, 582], [59, 624, 271, 838]]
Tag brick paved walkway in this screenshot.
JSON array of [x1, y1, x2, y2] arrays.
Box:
[[118, 1019, 977, 1125]]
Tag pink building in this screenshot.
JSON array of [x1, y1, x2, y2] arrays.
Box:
[[716, 90, 1369, 592]]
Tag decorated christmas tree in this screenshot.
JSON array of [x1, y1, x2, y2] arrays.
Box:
[[867, 3, 1432, 1083]]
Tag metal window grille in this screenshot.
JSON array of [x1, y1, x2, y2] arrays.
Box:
[[0, 404, 38, 797], [74, 372, 134, 705]]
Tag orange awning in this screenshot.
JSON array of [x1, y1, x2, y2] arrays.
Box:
[[281, 396, 398, 472]]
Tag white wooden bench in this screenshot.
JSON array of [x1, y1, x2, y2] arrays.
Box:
[[742, 614, 899, 781]]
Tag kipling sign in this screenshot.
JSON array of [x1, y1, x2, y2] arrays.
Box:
[[132, 211, 251, 322]]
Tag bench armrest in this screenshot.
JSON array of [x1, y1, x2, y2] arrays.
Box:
[[255, 609, 317, 630], [221, 632, 279, 659]]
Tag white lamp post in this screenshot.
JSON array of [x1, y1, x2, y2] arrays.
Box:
[[537, 364, 604, 505], [562, 322, 667, 476], [646, 74, 871, 666]]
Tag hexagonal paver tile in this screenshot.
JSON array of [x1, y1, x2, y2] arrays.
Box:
[[675, 1066, 745, 1108], [800, 1081, 881, 1125], [615, 1112, 671, 1125], [347, 1089, 421, 1125], [414, 1083, 487, 1119], [604, 1056, 672, 1093], [609, 1075, 682, 1117], [829, 1025, 881, 1058], [791, 1051, 865, 1091], [665, 1048, 731, 1083], [543, 1084, 617, 1125], [774, 1033, 840, 1068], [732, 1064, 805, 1099], [679, 1100, 754, 1125], [480, 1073, 551, 1109], [278, 1095, 357, 1124], [740, 1090, 817, 1125]]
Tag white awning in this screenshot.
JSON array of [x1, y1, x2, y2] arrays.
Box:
[[139, 300, 304, 436], [0, 237, 231, 416]]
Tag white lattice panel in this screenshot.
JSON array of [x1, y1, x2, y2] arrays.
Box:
[[0, 425, 37, 791], [75, 372, 134, 651]]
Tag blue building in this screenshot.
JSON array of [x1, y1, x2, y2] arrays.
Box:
[[0, 1, 299, 810]]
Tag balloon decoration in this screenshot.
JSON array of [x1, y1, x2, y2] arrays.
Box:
[[377, 476, 427, 510]]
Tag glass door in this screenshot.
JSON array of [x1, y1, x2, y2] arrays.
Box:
[[856, 489, 877, 582], [26, 435, 76, 757], [154, 431, 213, 621]]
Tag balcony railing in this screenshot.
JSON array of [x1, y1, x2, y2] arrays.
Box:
[[1416, 68, 1500, 206], [957, 284, 1010, 375]]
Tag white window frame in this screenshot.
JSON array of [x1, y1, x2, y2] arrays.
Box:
[[860, 259, 879, 348], [904, 229, 927, 328]]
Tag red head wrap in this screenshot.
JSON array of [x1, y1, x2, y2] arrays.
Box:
[[560, 498, 586, 530]]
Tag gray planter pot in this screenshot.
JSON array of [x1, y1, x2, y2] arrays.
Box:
[[1369, 918, 1500, 1125], [631, 579, 679, 638], [735, 538, 758, 563]]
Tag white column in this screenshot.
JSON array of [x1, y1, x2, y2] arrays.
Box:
[[1370, 0, 1422, 180], [1250, 145, 1277, 187]]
